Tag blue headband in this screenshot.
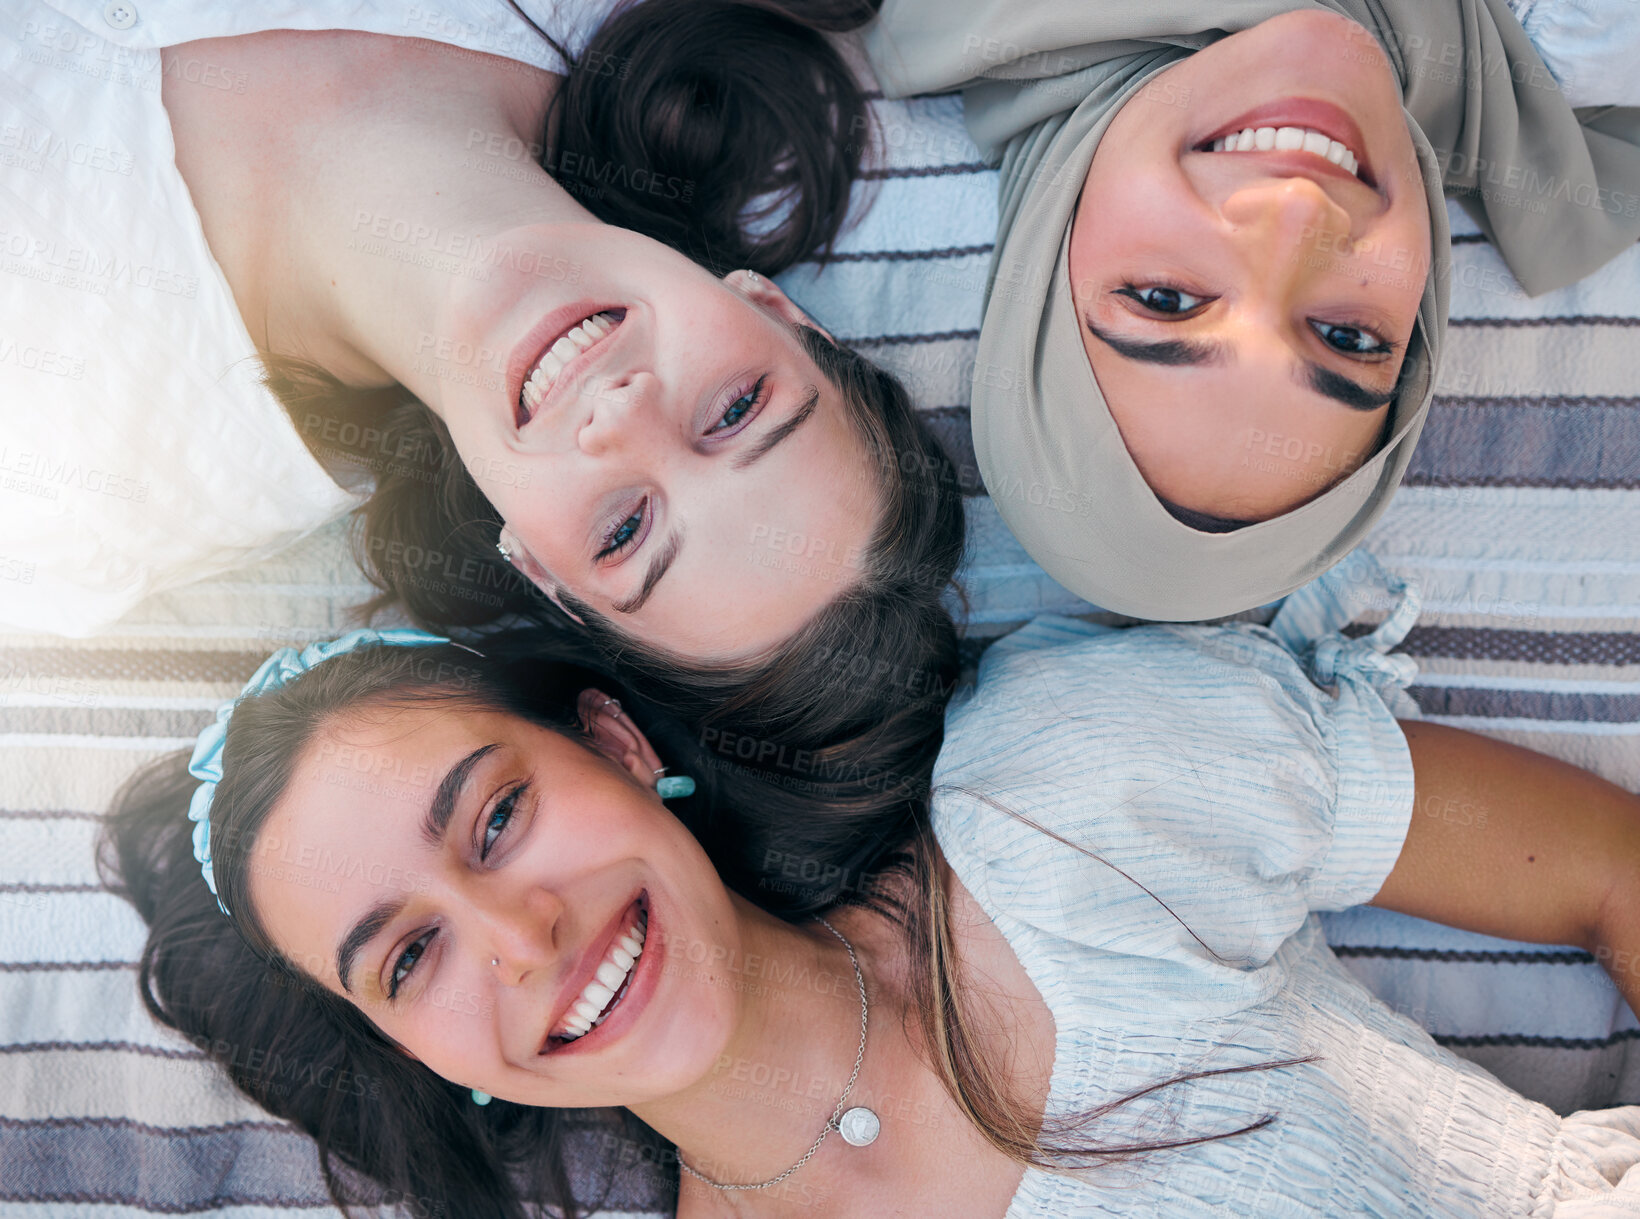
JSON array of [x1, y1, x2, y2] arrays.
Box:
[[187, 628, 449, 916]]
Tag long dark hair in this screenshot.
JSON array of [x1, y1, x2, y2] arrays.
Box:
[[103, 642, 1305, 1219]]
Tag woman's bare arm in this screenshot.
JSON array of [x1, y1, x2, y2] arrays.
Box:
[[1370, 721, 1640, 1012]]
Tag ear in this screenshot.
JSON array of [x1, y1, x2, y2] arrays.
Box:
[[725, 269, 836, 344], [575, 687, 666, 790], [497, 526, 586, 626]]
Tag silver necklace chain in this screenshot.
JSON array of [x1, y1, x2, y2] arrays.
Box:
[[676, 917, 871, 1192]]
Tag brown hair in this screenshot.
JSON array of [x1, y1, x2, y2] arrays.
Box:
[[546, 0, 882, 275]]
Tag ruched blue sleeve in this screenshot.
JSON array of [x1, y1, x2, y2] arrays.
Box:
[[932, 553, 1421, 979]]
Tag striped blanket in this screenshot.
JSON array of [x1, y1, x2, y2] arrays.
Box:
[[3, 47, 1637, 1218]]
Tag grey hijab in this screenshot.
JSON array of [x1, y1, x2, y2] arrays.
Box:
[[865, 0, 1640, 620]]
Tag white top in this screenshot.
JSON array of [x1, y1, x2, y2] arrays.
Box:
[[932, 553, 1640, 1216], [0, 0, 618, 634]]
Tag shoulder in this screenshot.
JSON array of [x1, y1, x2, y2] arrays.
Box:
[[941, 617, 1317, 767]]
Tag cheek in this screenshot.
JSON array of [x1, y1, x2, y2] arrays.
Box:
[[385, 1002, 492, 1083]]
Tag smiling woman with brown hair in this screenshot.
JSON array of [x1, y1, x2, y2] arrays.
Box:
[[102, 557, 1640, 1217], [103, 0, 965, 824]]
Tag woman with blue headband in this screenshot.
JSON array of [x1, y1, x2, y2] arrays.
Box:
[[103, 556, 1640, 1217]]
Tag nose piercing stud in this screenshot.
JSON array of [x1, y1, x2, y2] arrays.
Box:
[[491, 957, 499, 967]]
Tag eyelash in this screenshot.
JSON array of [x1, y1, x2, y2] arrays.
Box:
[[709, 375, 768, 435], [1114, 284, 1212, 316], [592, 377, 770, 562], [385, 783, 527, 1000], [1308, 320, 1396, 358], [596, 500, 647, 561], [1115, 284, 1396, 357]]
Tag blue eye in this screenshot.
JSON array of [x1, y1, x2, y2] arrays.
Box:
[[596, 500, 647, 560], [482, 784, 525, 859], [1115, 285, 1211, 315], [389, 929, 435, 1000], [708, 376, 768, 434], [1310, 320, 1392, 356]]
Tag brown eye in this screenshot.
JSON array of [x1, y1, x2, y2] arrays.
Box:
[[1115, 285, 1212, 315], [1310, 320, 1392, 357]]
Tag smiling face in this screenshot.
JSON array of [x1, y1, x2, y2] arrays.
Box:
[[247, 695, 744, 1109], [1068, 10, 1431, 522], [409, 229, 880, 661]]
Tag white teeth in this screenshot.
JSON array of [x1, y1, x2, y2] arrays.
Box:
[[519, 312, 618, 416], [552, 905, 648, 1043], [1208, 125, 1363, 181]]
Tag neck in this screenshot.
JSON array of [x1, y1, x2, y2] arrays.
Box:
[[162, 29, 594, 398], [630, 897, 916, 1207]]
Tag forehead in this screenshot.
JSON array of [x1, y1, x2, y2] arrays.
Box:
[[631, 382, 882, 656], [1090, 357, 1387, 516], [246, 704, 544, 979], [262, 701, 490, 855]]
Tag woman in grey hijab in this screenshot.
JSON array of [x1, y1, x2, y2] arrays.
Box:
[[865, 2, 1640, 620]]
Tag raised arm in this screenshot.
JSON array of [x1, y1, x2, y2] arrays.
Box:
[[1370, 721, 1640, 1013]]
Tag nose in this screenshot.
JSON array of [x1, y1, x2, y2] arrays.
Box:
[[476, 885, 565, 986], [574, 368, 654, 458], [1221, 174, 1353, 268]]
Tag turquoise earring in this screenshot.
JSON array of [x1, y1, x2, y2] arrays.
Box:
[[654, 767, 695, 800], [471, 1089, 492, 1106]]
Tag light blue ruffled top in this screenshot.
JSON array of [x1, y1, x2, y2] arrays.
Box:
[[933, 553, 1570, 1216]]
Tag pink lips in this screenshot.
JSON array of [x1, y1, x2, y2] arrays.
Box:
[[538, 891, 649, 1055], [1198, 97, 1375, 189], [508, 304, 626, 428]]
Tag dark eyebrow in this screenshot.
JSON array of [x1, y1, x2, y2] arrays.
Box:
[[1088, 317, 1396, 412], [334, 743, 498, 993], [1084, 320, 1227, 367], [1301, 363, 1397, 412], [732, 386, 819, 471], [612, 529, 681, 615], [423, 743, 498, 849], [335, 899, 404, 996]]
